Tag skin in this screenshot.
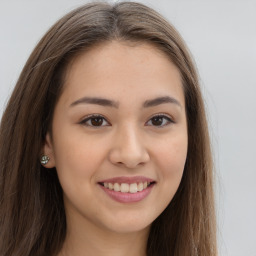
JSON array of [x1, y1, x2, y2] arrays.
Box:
[[44, 41, 188, 256]]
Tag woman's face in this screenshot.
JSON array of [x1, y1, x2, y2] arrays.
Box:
[[44, 41, 188, 234]]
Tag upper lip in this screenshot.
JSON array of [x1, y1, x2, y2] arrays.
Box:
[[98, 176, 155, 184]]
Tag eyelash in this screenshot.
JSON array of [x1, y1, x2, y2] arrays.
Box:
[[79, 113, 174, 128], [146, 114, 174, 127], [79, 114, 110, 127]]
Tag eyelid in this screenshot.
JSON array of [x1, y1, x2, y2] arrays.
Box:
[[149, 113, 174, 119], [78, 113, 174, 127], [79, 114, 111, 127], [145, 113, 175, 127]]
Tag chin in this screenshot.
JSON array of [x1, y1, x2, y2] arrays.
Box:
[[98, 210, 156, 234]]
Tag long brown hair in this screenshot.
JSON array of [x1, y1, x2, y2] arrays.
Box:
[[0, 2, 217, 255]]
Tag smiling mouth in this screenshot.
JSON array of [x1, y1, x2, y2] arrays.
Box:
[[98, 181, 155, 193]]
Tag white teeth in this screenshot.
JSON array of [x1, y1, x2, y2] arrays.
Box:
[[120, 183, 129, 193], [114, 183, 120, 192], [108, 183, 114, 190], [103, 181, 152, 193], [129, 183, 138, 193], [138, 182, 143, 191]]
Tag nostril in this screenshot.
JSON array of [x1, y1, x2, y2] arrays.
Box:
[[115, 162, 124, 166]]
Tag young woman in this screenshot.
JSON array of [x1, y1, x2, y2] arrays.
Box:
[[0, 2, 217, 256]]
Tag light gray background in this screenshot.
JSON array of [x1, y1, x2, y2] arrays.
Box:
[[0, 1, 255, 255]]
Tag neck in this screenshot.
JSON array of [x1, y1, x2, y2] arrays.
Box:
[[58, 212, 150, 256]]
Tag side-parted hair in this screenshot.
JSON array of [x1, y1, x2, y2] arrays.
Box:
[[0, 2, 217, 256]]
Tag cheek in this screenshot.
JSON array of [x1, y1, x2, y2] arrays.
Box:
[[156, 133, 187, 171], [153, 134, 187, 193], [52, 136, 106, 215], [52, 132, 105, 187]]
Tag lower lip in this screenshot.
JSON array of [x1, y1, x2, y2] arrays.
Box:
[[99, 184, 154, 203]]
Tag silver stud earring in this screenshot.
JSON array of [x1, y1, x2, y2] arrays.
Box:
[[41, 155, 50, 165]]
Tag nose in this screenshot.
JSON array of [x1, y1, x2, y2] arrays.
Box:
[[108, 125, 150, 168]]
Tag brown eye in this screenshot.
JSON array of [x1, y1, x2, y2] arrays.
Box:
[[80, 115, 110, 127], [146, 115, 173, 127], [151, 116, 164, 126], [91, 117, 103, 126]]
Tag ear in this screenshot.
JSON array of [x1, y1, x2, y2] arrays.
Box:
[[41, 132, 56, 168]]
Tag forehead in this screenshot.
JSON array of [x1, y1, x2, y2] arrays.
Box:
[[61, 41, 184, 106]]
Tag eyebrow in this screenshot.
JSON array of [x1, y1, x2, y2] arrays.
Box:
[[70, 96, 181, 108], [70, 97, 119, 108], [143, 96, 181, 108]]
